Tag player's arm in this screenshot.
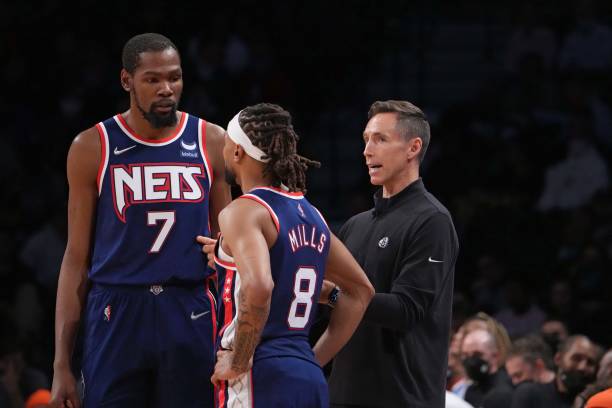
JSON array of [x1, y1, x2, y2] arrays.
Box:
[[211, 200, 274, 384], [313, 234, 374, 366], [205, 122, 231, 236], [50, 128, 99, 408], [362, 213, 457, 331]]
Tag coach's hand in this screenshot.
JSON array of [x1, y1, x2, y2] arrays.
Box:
[[211, 350, 251, 386], [197, 235, 218, 270], [50, 366, 80, 408]]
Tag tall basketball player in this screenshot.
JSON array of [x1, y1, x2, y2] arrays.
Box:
[[50, 33, 231, 408], [209, 103, 374, 407]]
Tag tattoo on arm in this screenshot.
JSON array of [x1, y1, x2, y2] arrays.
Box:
[[231, 290, 270, 372]]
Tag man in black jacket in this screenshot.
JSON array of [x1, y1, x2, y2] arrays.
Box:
[[328, 100, 459, 408], [510, 335, 599, 408]]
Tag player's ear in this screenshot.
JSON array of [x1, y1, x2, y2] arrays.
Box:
[[407, 137, 422, 160], [234, 144, 245, 162], [120, 69, 132, 92]]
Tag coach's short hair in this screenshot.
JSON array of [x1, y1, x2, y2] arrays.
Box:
[[368, 100, 431, 162], [122, 33, 179, 74]]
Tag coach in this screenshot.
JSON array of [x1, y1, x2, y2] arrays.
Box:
[[328, 100, 459, 408]]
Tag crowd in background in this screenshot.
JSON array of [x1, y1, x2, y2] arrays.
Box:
[[2, 0, 612, 406]]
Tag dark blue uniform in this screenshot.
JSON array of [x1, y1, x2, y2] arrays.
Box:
[[82, 112, 217, 407], [214, 187, 330, 408]]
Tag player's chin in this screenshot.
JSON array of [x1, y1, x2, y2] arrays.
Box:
[[369, 175, 384, 186]]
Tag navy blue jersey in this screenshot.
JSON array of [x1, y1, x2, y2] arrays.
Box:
[[214, 187, 330, 407], [90, 112, 213, 285], [215, 187, 330, 361]]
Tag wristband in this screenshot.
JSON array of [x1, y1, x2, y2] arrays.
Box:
[[328, 286, 341, 308]]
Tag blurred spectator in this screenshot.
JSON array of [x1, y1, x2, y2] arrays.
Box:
[[569, 245, 607, 300], [585, 389, 612, 408], [448, 326, 471, 399], [462, 329, 513, 407], [470, 256, 508, 314], [505, 334, 556, 385], [559, 0, 612, 72], [19, 205, 66, 294], [575, 349, 612, 408], [546, 280, 585, 334], [446, 390, 475, 408], [561, 78, 612, 150], [597, 350, 612, 383], [537, 134, 609, 212], [511, 335, 600, 408], [505, 3, 558, 73], [494, 280, 547, 339], [462, 312, 513, 369], [541, 319, 570, 354], [0, 309, 49, 408]]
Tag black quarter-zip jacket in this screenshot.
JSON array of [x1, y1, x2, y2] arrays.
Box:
[[329, 178, 459, 408]]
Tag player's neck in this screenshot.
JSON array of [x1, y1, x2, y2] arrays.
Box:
[[123, 109, 181, 141], [239, 171, 274, 194]]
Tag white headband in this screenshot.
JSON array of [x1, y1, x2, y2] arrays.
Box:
[[227, 111, 270, 163]]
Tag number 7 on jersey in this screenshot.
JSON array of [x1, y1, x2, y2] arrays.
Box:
[[147, 211, 176, 253]]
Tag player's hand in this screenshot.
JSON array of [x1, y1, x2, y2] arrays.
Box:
[[49, 366, 81, 408], [318, 279, 336, 304], [210, 350, 251, 387], [197, 234, 218, 270]]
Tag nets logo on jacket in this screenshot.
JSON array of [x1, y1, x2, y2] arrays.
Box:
[[111, 162, 206, 222]]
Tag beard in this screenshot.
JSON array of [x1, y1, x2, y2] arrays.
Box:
[[225, 166, 238, 186], [134, 90, 179, 128]]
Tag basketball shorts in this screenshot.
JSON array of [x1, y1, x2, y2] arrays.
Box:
[[81, 281, 216, 407], [216, 356, 328, 408]]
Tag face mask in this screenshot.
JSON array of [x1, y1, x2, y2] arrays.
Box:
[[559, 369, 594, 396], [463, 356, 490, 383]]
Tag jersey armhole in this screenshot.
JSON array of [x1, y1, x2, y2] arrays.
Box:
[[239, 194, 280, 233], [198, 119, 213, 188], [311, 205, 330, 230], [95, 123, 110, 196]]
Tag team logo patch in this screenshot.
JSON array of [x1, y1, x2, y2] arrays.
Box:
[[150, 285, 164, 295], [378, 236, 389, 248], [180, 140, 198, 158], [181, 140, 197, 151], [104, 305, 111, 321]]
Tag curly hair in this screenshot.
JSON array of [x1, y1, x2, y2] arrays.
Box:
[[238, 103, 320, 193]]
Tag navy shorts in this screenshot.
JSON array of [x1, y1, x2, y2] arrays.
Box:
[[216, 356, 328, 408], [81, 281, 216, 407]]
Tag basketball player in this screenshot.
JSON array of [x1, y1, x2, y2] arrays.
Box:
[[208, 103, 374, 407], [50, 33, 231, 408]]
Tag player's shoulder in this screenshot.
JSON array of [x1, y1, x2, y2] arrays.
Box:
[[221, 195, 271, 224], [74, 125, 100, 145], [181, 112, 224, 142], [204, 120, 225, 144], [66, 125, 102, 179], [69, 125, 101, 157]]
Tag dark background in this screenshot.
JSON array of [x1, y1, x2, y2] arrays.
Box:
[[2, 0, 612, 383]]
